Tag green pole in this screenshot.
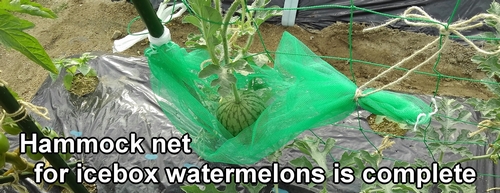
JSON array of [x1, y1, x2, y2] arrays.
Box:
[[0, 85, 89, 193], [130, 0, 165, 38]]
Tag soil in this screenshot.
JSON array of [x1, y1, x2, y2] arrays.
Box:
[[367, 114, 408, 138], [1, 1, 493, 102], [69, 73, 99, 97]]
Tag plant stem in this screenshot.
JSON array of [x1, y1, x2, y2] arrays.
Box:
[[221, 0, 240, 65], [3, 152, 34, 176], [231, 83, 241, 103], [439, 151, 444, 163], [243, 34, 254, 53], [274, 184, 279, 193], [456, 147, 500, 164], [240, 0, 246, 23]]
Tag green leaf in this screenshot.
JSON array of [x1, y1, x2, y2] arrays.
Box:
[[185, 40, 207, 49], [49, 60, 64, 82], [466, 97, 500, 120], [201, 7, 222, 37], [184, 0, 222, 39], [338, 151, 359, 167], [477, 56, 500, 78], [67, 66, 78, 75], [416, 98, 487, 159], [488, 1, 500, 16], [482, 77, 500, 96], [199, 64, 221, 78], [253, 5, 282, 27], [49, 72, 58, 82], [77, 64, 91, 76], [478, 32, 499, 44], [0, 10, 58, 74], [63, 74, 73, 91], [249, 0, 282, 27], [180, 184, 206, 193], [185, 0, 212, 16], [289, 156, 314, 169], [210, 78, 221, 87], [185, 33, 208, 49], [79, 52, 96, 63], [471, 55, 486, 64], [266, 148, 283, 162], [182, 15, 202, 29], [292, 136, 336, 171], [437, 182, 476, 193], [436, 98, 471, 136], [0, 0, 57, 18], [241, 182, 266, 193], [359, 150, 381, 168], [181, 176, 237, 193], [251, 54, 271, 67], [393, 184, 428, 193], [87, 68, 97, 77]]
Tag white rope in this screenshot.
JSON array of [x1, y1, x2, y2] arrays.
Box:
[[412, 97, 438, 131], [354, 6, 500, 99]]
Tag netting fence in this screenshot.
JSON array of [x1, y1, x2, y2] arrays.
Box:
[[132, 0, 500, 192]]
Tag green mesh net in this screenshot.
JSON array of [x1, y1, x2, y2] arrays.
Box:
[[147, 31, 432, 165]]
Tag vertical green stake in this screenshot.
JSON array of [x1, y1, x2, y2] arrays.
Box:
[[0, 85, 89, 193], [130, 0, 165, 38]]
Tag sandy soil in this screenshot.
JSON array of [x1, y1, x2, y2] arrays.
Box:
[[0, 0, 493, 102]]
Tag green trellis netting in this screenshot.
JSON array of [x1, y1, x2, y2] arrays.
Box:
[[145, 4, 438, 165]]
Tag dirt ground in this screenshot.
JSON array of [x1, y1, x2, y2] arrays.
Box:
[[0, 0, 493, 102]]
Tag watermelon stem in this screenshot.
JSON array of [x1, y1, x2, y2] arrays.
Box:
[[231, 83, 241, 104]]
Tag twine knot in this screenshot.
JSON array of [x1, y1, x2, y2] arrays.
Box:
[[438, 26, 450, 36], [353, 88, 363, 101], [2, 100, 51, 124]]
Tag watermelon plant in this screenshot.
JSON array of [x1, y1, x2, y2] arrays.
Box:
[[182, 0, 281, 136], [50, 52, 100, 97], [467, 1, 500, 123]]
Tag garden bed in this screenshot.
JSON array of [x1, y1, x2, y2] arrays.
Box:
[[0, 53, 491, 193], [0, 0, 497, 192]]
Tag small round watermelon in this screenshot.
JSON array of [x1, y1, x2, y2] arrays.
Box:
[[216, 91, 266, 136]]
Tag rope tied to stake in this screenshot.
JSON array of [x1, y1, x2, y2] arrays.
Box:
[[0, 73, 50, 122], [0, 99, 51, 123]]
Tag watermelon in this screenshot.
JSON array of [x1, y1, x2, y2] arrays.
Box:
[[216, 91, 266, 136]]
